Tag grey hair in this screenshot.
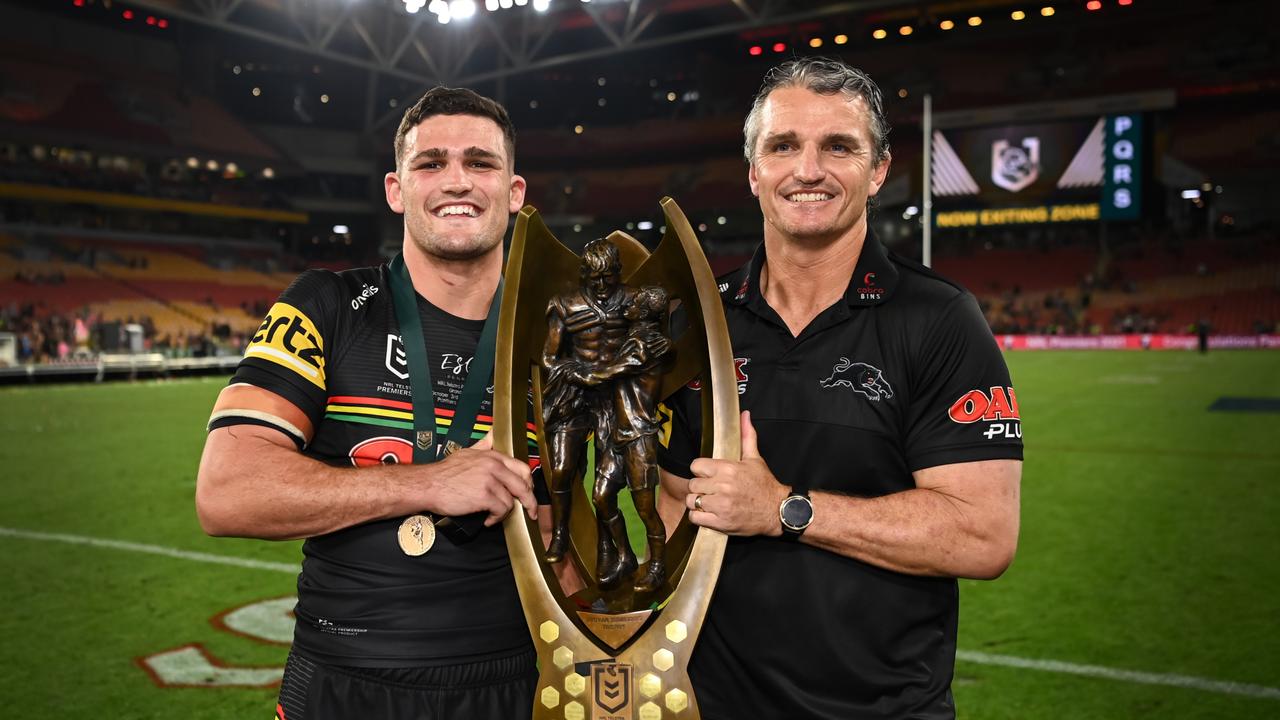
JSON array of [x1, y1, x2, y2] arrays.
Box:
[[742, 57, 891, 165]]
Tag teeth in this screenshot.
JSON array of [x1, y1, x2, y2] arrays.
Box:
[[787, 192, 832, 202], [436, 205, 477, 217]]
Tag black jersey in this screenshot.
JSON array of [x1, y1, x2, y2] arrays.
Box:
[[226, 265, 540, 667], [658, 237, 1023, 719]]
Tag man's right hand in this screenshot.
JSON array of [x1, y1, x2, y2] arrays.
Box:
[[418, 432, 538, 526]]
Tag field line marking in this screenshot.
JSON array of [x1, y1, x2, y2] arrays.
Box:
[[0, 526, 297, 574], [5, 526, 1278, 701], [958, 650, 1280, 700]]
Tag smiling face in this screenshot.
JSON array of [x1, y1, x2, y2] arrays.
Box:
[[748, 86, 891, 246], [384, 113, 526, 262]]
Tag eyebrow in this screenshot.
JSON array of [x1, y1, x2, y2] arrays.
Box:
[[408, 147, 503, 164], [762, 131, 863, 148]]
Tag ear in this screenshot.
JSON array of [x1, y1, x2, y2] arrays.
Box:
[[867, 151, 892, 198], [384, 171, 405, 214], [508, 173, 527, 213], [748, 161, 760, 198]]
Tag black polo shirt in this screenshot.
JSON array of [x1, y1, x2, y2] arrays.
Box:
[[658, 236, 1023, 719]]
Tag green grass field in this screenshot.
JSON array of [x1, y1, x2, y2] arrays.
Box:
[[1, 350, 1278, 718]]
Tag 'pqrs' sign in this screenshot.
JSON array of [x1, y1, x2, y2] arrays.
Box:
[[1103, 114, 1142, 220]]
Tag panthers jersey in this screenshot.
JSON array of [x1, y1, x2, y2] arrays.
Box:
[[658, 237, 1022, 719], [226, 265, 540, 667]]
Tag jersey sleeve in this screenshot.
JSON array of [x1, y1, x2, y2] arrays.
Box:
[[656, 382, 703, 479], [227, 270, 345, 429], [903, 291, 1024, 471]]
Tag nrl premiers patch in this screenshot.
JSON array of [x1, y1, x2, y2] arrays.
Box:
[[245, 302, 326, 389]]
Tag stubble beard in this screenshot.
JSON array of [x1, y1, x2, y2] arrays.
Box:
[[406, 212, 504, 262]]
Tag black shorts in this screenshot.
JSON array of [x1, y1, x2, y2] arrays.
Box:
[[276, 649, 538, 720]]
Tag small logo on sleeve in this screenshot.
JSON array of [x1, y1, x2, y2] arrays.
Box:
[[819, 358, 893, 401], [245, 302, 325, 389], [948, 386, 1022, 439]]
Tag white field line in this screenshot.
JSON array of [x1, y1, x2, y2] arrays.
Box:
[[958, 651, 1280, 700], [3, 526, 1277, 701], [0, 526, 297, 574]]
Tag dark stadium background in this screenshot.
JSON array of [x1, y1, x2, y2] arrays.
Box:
[[0, 1, 1276, 718]]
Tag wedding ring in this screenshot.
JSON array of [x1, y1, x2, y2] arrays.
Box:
[[694, 494, 705, 511]]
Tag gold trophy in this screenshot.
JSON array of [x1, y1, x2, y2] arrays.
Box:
[[492, 198, 739, 720]]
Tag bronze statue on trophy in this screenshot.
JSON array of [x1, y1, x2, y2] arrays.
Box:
[[541, 239, 672, 593]]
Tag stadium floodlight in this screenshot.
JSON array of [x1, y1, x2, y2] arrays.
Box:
[[637, 221, 654, 230], [500, 0, 514, 7], [333, 225, 350, 234], [450, 0, 477, 19], [1181, 189, 1201, 200], [533, 0, 550, 11], [486, 0, 499, 10], [403, 0, 428, 13], [514, 0, 527, 6]]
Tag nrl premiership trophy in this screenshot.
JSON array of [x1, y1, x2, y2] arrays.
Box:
[[492, 198, 739, 720]]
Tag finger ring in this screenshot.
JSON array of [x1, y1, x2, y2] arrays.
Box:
[[694, 494, 705, 511]]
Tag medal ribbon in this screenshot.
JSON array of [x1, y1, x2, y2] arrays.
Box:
[[388, 253, 502, 540]]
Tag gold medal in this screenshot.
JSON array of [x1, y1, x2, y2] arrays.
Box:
[[397, 514, 435, 556]]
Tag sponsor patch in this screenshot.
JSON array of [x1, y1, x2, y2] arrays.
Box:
[[245, 303, 325, 389], [686, 357, 749, 395], [948, 386, 1022, 439], [819, 358, 893, 401], [856, 272, 885, 302], [349, 436, 413, 467]]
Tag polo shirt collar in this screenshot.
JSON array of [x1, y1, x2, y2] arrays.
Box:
[[728, 232, 899, 309]]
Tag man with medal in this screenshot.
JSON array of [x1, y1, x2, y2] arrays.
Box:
[[196, 87, 544, 720]]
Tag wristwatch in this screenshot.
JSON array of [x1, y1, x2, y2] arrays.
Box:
[[779, 488, 813, 540]]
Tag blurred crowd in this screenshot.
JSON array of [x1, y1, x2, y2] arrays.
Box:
[[0, 301, 246, 366]]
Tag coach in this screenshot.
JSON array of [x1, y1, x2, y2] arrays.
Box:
[[657, 58, 1024, 719]]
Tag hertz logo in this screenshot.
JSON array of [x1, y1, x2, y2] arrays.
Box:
[[246, 302, 326, 388]]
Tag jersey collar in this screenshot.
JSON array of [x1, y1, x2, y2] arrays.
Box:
[[727, 232, 899, 309]]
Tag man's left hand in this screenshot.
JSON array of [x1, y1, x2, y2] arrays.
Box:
[[685, 411, 787, 537]]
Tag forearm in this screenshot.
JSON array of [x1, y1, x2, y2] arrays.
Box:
[[196, 427, 421, 541], [803, 484, 1019, 580], [657, 469, 690, 538]]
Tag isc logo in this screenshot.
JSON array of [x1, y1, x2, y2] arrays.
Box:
[[948, 386, 1022, 440]]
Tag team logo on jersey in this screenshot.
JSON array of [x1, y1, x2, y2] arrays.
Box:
[[948, 386, 1022, 440], [245, 302, 325, 389], [819, 358, 893, 401], [992, 137, 1041, 192], [349, 436, 412, 467], [385, 333, 409, 380], [686, 358, 749, 395]]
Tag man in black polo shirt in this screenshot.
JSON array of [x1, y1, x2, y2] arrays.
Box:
[[658, 58, 1023, 719], [196, 88, 543, 719]]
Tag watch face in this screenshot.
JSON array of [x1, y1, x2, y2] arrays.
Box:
[[781, 496, 813, 531]]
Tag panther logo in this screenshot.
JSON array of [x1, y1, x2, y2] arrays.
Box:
[[819, 358, 894, 401]]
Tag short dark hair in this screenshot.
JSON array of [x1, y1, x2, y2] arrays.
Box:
[[743, 57, 890, 166], [393, 87, 516, 171]]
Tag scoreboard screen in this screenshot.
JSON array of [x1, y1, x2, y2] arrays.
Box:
[[931, 113, 1145, 227]]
